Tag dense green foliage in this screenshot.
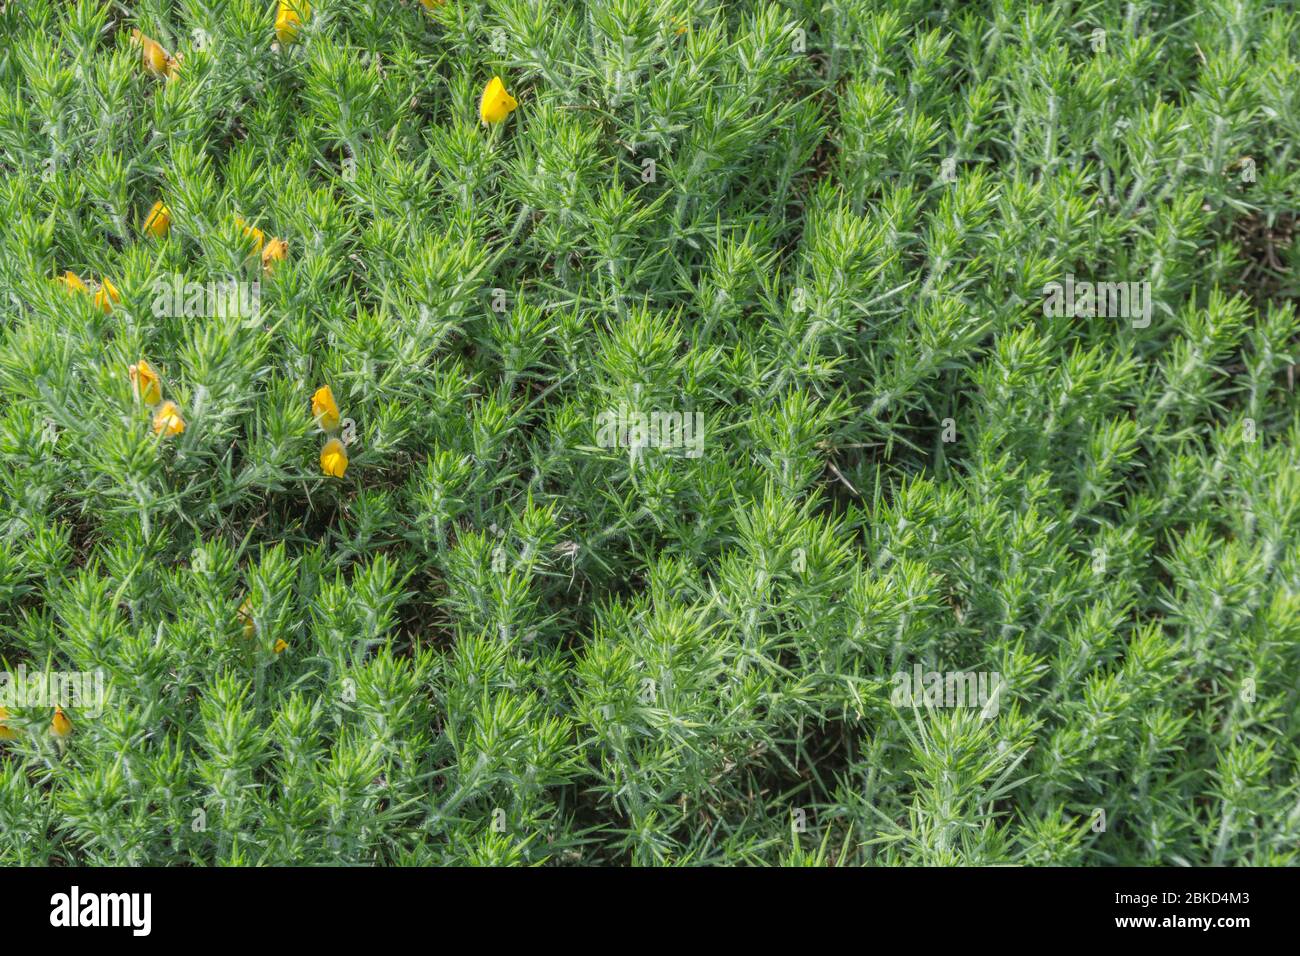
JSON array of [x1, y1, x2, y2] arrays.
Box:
[[0, 0, 1298, 865]]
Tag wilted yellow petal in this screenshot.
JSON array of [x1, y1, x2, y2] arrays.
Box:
[[153, 400, 186, 436], [132, 29, 175, 78], [320, 437, 348, 478], [479, 76, 518, 125], [312, 385, 340, 431]]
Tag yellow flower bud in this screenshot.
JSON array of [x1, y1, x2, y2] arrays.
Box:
[[51, 706, 73, 739], [143, 200, 171, 238], [94, 278, 121, 314], [261, 237, 288, 273], [312, 385, 340, 431], [276, 0, 311, 44], [130, 358, 163, 406], [479, 76, 518, 125], [320, 437, 348, 478], [273, 639, 288, 654], [0, 706, 20, 741], [153, 400, 186, 437]]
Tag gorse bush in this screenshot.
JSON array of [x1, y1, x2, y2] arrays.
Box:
[[0, 0, 1297, 866]]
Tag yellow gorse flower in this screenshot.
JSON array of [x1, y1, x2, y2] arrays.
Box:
[[276, 0, 311, 44], [313, 386, 349, 477], [130, 29, 180, 80], [479, 76, 518, 125], [273, 639, 288, 654], [59, 271, 89, 294], [261, 236, 288, 273], [131, 358, 186, 438], [421, 0, 445, 8], [312, 385, 341, 431], [236, 217, 287, 272], [237, 216, 266, 252], [129, 358, 163, 405], [143, 200, 171, 238], [320, 437, 348, 478], [51, 706, 73, 739], [153, 400, 186, 436], [94, 277, 121, 314], [0, 706, 20, 741], [58, 273, 119, 312]]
